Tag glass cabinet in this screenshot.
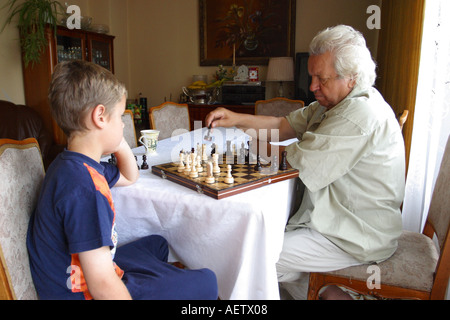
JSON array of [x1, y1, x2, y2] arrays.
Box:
[[55, 26, 114, 72], [22, 25, 115, 145]]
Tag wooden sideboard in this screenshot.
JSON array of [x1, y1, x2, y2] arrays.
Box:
[[188, 104, 255, 129]]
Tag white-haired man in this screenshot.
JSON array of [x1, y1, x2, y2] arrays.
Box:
[[205, 25, 405, 299]]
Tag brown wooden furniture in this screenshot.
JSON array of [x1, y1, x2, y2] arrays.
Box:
[[22, 25, 115, 146], [188, 104, 255, 129], [307, 137, 450, 300]]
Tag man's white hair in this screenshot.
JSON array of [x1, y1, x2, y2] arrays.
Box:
[[309, 25, 377, 89]]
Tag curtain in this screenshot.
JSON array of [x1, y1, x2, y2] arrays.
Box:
[[376, 0, 425, 175], [402, 0, 450, 232]]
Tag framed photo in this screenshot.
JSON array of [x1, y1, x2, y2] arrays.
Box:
[[199, 0, 296, 66]]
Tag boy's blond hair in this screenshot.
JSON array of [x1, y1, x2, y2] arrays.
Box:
[[48, 60, 127, 137]]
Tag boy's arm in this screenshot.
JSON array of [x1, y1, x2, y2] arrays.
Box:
[[78, 246, 132, 300], [114, 137, 139, 187]]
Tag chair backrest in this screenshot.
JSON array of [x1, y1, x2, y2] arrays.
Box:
[[397, 110, 409, 130], [423, 135, 450, 299], [149, 102, 190, 140], [122, 110, 137, 148], [0, 138, 44, 300], [255, 98, 304, 117]]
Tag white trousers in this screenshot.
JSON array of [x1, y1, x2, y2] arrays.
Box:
[[276, 227, 364, 299]]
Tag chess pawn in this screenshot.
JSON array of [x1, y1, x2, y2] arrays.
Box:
[[271, 155, 278, 173], [189, 157, 198, 178], [205, 161, 215, 184], [141, 154, 149, 170], [177, 153, 185, 172], [224, 165, 234, 184], [184, 154, 191, 175]]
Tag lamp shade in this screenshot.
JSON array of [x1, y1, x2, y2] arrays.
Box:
[[266, 57, 294, 82]]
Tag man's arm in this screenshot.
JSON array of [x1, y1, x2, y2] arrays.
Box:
[[205, 107, 297, 142], [78, 246, 132, 300]]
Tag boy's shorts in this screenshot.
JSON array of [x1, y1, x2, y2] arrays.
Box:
[[115, 235, 218, 300]]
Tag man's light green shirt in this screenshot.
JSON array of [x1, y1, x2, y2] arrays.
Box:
[[285, 86, 405, 263]]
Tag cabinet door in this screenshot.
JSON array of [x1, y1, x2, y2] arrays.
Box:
[[56, 28, 86, 63], [87, 34, 114, 73]]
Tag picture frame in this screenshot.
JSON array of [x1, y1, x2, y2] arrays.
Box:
[[199, 0, 296, 66]]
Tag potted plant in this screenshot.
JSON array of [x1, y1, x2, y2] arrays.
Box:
[[1, 0, 64, 67]]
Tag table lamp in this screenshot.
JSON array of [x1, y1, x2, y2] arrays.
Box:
[[266, 57, 294, 97]]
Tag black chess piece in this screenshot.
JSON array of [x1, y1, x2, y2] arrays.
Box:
[[109, 153, 117, 166], [135, 156, 140, 170], [254, 155, 262, 172], [141, 154, 149, 170], [279, 151, 287, 171]]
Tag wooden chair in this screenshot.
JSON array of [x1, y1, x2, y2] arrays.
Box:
[[0, 138, 44, 300], [307, 136, 450, 300], [122, 109, 137, 148], [149, 102, 190, 140], [397, 110, 409, 130], [255, 98, 304, 117]]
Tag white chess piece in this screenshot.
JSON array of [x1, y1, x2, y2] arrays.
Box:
[[184, 154, 191, 175], [189, 156, 198, 178], [177, 153, 185, 173], [213, 153, 220, 174], [205, 161, 215, 184], [224, 164, 234, 184], [196, 155, 203, 172]]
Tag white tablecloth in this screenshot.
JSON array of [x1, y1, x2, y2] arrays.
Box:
[[111, 127, 298, 299]]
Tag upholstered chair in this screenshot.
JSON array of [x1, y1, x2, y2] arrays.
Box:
[[0, 138, 44, 300], [255, 98, 304, 117], [149, 102, 190, 140], [307, 136, 450, 300], [122, 110, 137, 148]]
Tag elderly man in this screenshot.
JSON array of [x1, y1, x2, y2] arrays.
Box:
[[205, 25, 405, 300]]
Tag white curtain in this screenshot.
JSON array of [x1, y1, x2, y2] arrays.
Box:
[[402, 0, 450, 233]]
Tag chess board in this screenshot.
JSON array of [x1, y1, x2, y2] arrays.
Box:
[[151, 155, 299, 200]]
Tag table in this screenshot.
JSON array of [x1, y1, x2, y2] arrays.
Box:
[[111, 127, 299, 299]]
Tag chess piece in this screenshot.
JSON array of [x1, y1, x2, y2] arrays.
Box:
[[254, 155, 262, 172], [189, 157, 198, 178], [141, 154, 149, 170], [177, 153, 185, 172], [184, 154, 191, 175], [224, 165, 234, 184], [205, 161, 215, 184], [135, 156, 140, 170], [212, 153, 221, 174], [196, 155, 203, 172], [202, 144, 208, 162], [280, 151, 287, 171], [271, 155, 278, 173]]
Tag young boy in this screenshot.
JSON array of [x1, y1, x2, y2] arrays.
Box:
[[26, 60, 218, 300]]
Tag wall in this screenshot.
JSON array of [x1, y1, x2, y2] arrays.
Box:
[[0, 0, 380, 107], [127, 0, 381, 106]]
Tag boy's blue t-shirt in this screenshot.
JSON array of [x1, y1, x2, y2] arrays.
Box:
[[26, 150, 121, 300]]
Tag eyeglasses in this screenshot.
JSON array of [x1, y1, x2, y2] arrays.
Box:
[[311, 75, 343, 86]]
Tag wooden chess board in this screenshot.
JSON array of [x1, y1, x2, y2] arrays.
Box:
[[151, 155, 299, 200]]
